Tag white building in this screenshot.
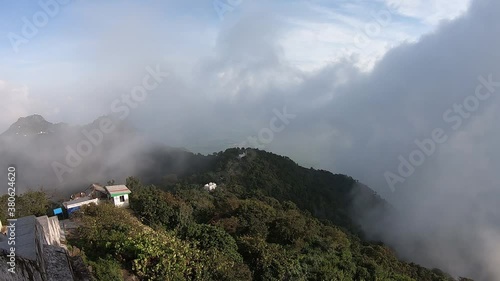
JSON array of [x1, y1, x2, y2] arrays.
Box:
[[62, 184, 132, 214], [63, 197, 99, 214], [104, 185, 132, 208], [204, 182, 217, 192]]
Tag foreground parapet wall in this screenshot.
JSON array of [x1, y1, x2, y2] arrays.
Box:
[[0, 215, 74, 281], [0, 216, 46, 280]]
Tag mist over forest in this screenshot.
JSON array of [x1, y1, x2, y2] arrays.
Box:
[[1, 0, 500, 280]]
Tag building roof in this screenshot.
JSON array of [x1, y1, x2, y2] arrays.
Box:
[[63, 196, 92, 206], [62, 197, 98, 209], [104, 185, 131, 197], [90, 183, 106, 193]]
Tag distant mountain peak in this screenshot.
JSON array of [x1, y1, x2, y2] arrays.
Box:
[[18, 114, 47, 122], [1, 114, 133, 139], [1, 114, 57, 137]]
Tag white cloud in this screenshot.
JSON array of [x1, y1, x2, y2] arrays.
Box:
[[278, 2, 397, 70], [0, 81, 44, 130], [0, 80, 62, 132], [385, 0, 471, 25], [277, 0, 471, 71]]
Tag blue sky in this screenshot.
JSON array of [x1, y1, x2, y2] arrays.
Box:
[[1, 0, 469, 75], [0, 0, 470, 130]]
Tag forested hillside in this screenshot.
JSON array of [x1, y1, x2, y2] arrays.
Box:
[[0, 148, 475, 280], [64, 148, 474, 280]]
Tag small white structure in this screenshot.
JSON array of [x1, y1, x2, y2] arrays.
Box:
[[63, 197, 99, 214], [105, 185, 132, 208], [204, 182, 217, 192], [62, 184, 132, 214]]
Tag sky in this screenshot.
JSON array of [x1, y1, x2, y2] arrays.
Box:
[[0, 0, 470, 130], [7, 0, 500, 279]]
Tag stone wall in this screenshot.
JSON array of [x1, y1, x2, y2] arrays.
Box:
[[0, 215, 74, 281]]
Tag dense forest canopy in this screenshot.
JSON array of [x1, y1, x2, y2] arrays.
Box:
[[0, 148, 475, 280]]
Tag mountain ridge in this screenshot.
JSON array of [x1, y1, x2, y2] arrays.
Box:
[[1, 114, 70, 137], [0, 114, 476, 280]]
